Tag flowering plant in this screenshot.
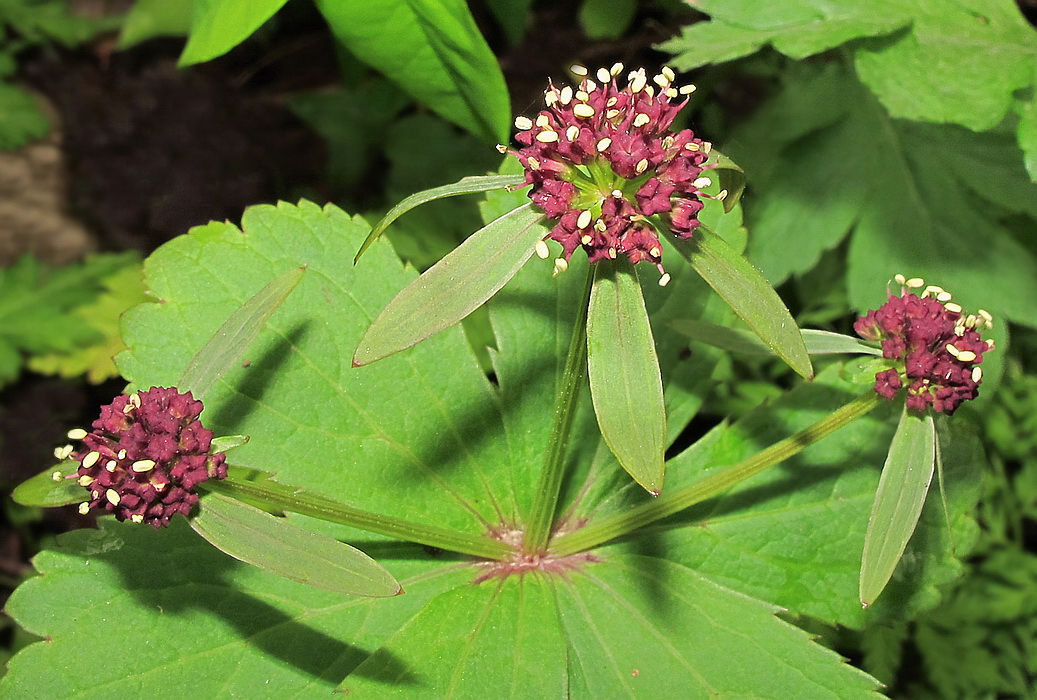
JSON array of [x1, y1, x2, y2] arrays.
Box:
[[3, 67, 995, 699]]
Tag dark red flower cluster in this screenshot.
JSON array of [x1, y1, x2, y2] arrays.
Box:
[[504, 64, 718, 285], [854, 276, 994, 415], [64, 387, 227, 527]]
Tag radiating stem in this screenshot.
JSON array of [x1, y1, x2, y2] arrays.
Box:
[[202, 473, 514, 561], [550, 391, 883, 557], [524, 268, 595, 553]]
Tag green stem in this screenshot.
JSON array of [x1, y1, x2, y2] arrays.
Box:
[[202, 473, 514, 561], [524, 268, 595, 553], [550, 391, 883, 557]]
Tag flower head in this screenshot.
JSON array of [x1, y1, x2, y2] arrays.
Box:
[[64, 386, 227, 527], [855, 275, 994, 415], [502, 64, 719, 285]]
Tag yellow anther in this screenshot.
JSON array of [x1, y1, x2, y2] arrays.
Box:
[[596, 67, 611, 83], [535, 240, 550, 260], [514, 116, 533, 130], [659, 273, 671, 287], [596, 137, 612, 152], [131, 459, 156, 473], [571, 64, 588, 76], [536, 130, 559, 143], [67, 428, 88, 440], [105, 489, 121, 506], [573, 104, 596, 118], [81, 451, 100, 469], [577, 210, 593, 229]]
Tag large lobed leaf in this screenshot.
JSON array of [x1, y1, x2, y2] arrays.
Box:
[[660, 0, 1037, 178], [4, 200, 885, 696]]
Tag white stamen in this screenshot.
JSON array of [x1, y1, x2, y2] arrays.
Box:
[[649, 247, 661, 258], [679, 84, 696, 95], [514, 116, 533, 130], [536, 130, 559, 143], [906, 277, 925, 288], [535, 240, 550, 259], [577, 210, 593, 229], [946, 343, 960, 357], [957, 350, 977, 362], [944, 302, 962, 313], [972, 367, 983, 383], [553, 258, 568, 276], [635, 159, 649, 174], [596, 67, 611, 83], [566, 125, 580, 141], [81, 451, 100, 469], [610, 62, 624, 76], [105, 461, 117, 472], [78, 502, 90, 515], [573, 103, 595, 118], [105, 489, 121, 506], [51, 471, 62, 482], [560, 86, 573, 105], [659, 273, 671, 287], [571, 64, 588, 76], [131, 459, 156, 473], [633, 113, 650, 128], [78, 475, 94, 487], [67, 428, 87, 440], [54, 444, 74, 460], [693, 177, 712, 188], [130, 514, 144, 524], [596, 137, 612, 152], [581, 235, 593, 245]]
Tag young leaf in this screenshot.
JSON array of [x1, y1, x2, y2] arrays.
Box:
[[177, 266, 304, 400], [671, 225, 814, 379], [354, 173, 525, 264], [672, 318, 882, 357], [587, 259, 666, 494], [353, 203, 546, 366], [860, 406, 937, 608], [11, 464, 87, 508], [191, 492, 401, 598]]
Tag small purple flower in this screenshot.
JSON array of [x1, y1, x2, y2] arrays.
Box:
[[503, 64, 721, 285], [65, 387, 227, 527], [855, 276, 994, 415]]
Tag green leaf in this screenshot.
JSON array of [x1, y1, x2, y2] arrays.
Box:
[[11, 464, 87, 508], [727, 63, 1037, 330], [859, 407, 937, 608], [673, 318, 882, 357], [356, 174, 524, 264], [587, 258, 666, 494], [354, 204, 546, 366], [2, 519, 470, 697], [0, 83, 50, 149], [556, 555, 881, 698], [178, 266, 304, 400], [659, 1, 909, 68], [191, 492, 401, 598], [27, 256, 148, 384], [0, 254, 132, 390], [118, 0, 194, 48], [579, 0, 636, 40], [483, 0, 534, 44], [210, 435, 250, 453], [853, 0, 1037, 132], [707, 150, 746, 211], [340, 574, 569, 696], [178, 0, 289, 66], [314, 0, 510, 142], [671, 225, 813, 380]]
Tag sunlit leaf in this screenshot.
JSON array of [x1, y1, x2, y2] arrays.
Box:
[[178, 266, 304, 400], [355, 174, 524, 264], [587, 258, 666, 494], [179, 0, 289, 66], [354, 204, 546, 366], [191, 492, 401, 598], [707, 150, 746, 211], [672, 225, 813, 379], [860, 406, 937, 607]]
